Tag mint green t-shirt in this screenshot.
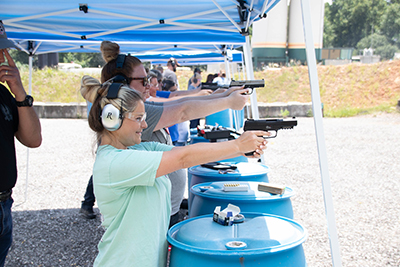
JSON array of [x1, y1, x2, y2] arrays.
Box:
[[93, 142, 173, 267]]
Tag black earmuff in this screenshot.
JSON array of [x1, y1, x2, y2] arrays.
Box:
[[116, 54, 126, 69], [101, 82, 124, 131], [100, 54, 129, 131], [193, 78, 198, 84]]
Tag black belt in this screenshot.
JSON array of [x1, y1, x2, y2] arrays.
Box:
[[0, 190, 12, 202]]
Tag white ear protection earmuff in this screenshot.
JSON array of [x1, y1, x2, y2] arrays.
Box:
[[101, 82, 124, 131], [101, 103, 122, 131]]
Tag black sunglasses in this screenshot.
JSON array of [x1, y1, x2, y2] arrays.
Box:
[[127, 77, 148, 87]]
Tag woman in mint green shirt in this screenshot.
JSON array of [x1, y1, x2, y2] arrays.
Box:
[[80, 75, 269, 267]]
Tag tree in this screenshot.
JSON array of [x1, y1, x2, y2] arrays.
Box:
[[59, 52, 104, 68], [8, 50, 32, 66], [380, 3, 400, 48], [324, 0, 387, 47], [356, 33, 398, 59]]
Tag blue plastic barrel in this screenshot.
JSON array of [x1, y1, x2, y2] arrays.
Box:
[[168, 212, 307, 267], [205, 109, 233, 128], [190, 181, 294, 219], [188, 162, 269, 213]]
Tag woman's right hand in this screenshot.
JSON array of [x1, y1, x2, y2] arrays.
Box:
[[235, 131, 270, 157], [226, 87, 250, 110]]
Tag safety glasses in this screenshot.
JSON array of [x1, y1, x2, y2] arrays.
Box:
[[125, 112, 147, 123]]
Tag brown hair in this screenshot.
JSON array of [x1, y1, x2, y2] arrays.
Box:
[[100, 41, 143, 83], [80, 75, 144, 143]]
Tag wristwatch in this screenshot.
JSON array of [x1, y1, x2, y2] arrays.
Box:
[[16, 95, 34, 107]]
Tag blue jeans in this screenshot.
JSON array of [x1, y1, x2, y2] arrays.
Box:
[[81, 175, 95, 210], [0, 197, 13, 267]]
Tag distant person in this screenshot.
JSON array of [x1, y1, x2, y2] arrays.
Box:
[[156, 65, 164, 74], [163, 58, 180, 89], [187, 67, 202, 89], [188, 73, 202, 128], [0, 22, 42, 267], [206, 73, 215, 83], [213, 71, 229, 86]]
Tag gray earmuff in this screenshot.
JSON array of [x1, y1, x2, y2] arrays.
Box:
[[101, 103, 123, 131]]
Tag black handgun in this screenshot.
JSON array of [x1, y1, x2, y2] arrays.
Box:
[[243, 118, 298, 156], [197, 125, 240, 142], [200, 82, 224, 91], [200, 79, 265, 94]]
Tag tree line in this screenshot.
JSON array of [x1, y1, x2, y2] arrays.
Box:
[[324, 0, 400, 59]]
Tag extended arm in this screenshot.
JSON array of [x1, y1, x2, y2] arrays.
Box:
[[153, 87, 249, 131], [169, 87, 212, 98], [156, 131, 268, 177], [0, 49, 42, 148]]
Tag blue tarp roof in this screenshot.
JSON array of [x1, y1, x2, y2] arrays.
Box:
[[1, 0, 280, 55]]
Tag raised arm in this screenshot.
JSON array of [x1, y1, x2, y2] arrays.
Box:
[[169, 87, 212, 98], [153, 87, 249, 131], [156, 131, 269, 177], [0, 49, 42, 148]]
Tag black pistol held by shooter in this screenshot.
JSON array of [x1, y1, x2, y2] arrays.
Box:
[[243, 118, 298, 156], [200, 79, 265, 94]]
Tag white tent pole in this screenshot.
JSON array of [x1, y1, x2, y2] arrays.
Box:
[[243, 36, 259, 119], [24, 55, 33, 204], [224, 56, 231, 80], [300, 0, 342, 266], [29, 56, 32, 95], [243, 36, 265, 164]]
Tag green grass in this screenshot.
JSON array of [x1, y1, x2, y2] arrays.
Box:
[[7, 61, 400, 117]]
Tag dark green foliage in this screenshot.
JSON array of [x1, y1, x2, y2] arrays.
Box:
[[58, 52, 105, 68], [324, 0, 400, 57]]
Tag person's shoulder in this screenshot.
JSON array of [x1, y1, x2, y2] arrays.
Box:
[[130, 142, 172, 152]]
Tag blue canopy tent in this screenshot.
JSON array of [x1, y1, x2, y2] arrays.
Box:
[[1, 1, 342, 265]]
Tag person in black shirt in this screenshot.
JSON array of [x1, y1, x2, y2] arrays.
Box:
[[0, 22, 42, 267]]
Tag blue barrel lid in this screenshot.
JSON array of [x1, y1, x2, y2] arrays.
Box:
[[191, 181, 294, 201], [168, 212, 307, 255], [188, 162, 270, 178]]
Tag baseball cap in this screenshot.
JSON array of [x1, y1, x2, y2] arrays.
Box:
[[0, 21, 16, 49], [168, 57, 181, 67], [194, 67, 202, 74]]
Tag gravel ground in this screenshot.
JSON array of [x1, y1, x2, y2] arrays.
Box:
[[5, 113, 400, 267]]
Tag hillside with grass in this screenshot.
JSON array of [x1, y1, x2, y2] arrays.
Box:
[[15, 60, 400, 117]]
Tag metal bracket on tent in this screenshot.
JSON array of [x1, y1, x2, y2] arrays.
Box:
[[79, 4, 88, 13], [159, 19, 165, 24], [81, 36, 87, 40], [240, 28, 249, 36], [259, 13, 267, 19], [28, 41, 34, 56], [237, 0, 248, 23]]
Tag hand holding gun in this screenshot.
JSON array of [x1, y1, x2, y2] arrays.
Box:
[[200, 79, 265, 95], [243, 118, 298, 156]]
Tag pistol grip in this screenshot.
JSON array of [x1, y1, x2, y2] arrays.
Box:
[[245, 151, 255, 156]]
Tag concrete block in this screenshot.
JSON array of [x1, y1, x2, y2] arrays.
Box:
[[33, 102, 88, 119]]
